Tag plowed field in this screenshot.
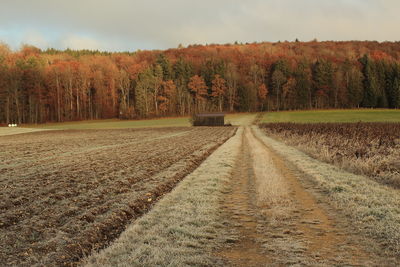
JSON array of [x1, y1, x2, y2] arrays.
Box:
[[0, 127, 236, 266]]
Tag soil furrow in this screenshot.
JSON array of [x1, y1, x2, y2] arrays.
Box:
[[0, 127, 236, 266]]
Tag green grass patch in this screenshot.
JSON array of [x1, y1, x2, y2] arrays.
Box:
[[24, 117, 191, 130], [261, 109, 400, 123], [24, 113, 257, 130]]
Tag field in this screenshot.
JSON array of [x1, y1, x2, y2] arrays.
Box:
[[22, 113, 255, 130], [261, 109, 400, 123], [0, 127, 52, 137], [2, 110, 400, 266], [23, 117, 191, 130], [260, 122, 400, 188], [0, 127, 236, 266]]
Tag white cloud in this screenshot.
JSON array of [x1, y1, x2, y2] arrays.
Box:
[[0, 0, 399, 51], [59, 35, 102, 50], [22, 30, 49, 48]]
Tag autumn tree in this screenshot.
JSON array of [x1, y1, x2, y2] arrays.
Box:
[[118, 69, 131, 118], [0, 45, 11, 123], [153, 64, 163, 116], [188, 75, 208, 113], [257, 84, 268, 110], [158, 80, 176, 114], [225, 62, 238, 111], [1, 41, 400, 123], [211, 74, 227, 111], [135, 67, 154, 117]]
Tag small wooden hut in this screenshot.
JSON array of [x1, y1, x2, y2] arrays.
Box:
[[192, 113, 225, 126]]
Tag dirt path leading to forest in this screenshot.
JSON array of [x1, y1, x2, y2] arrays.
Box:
[[217, 126, 376, 266], [217, 128, 271, 266]]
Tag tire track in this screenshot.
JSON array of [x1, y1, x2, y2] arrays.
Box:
[[217, 126, 378, 266]]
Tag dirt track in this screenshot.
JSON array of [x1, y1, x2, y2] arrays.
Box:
[[217, 126, 388, 266], [2, 118, 397, 266]]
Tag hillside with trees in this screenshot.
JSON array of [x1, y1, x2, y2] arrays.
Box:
[[0, 41, 400, 124]]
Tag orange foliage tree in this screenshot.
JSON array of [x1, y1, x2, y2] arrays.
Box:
[[188, 75, 208, 113], [211, 74, 227, 112]]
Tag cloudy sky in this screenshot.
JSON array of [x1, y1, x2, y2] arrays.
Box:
[[0, 0, 398, 52]]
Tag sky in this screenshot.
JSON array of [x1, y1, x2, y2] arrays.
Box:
[[0, 0, 399, 52]]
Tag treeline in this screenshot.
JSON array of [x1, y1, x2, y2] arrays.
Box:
[[0, 41, 400, 124]]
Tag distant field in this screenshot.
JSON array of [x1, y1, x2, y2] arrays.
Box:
[[0, 128, 51, 136], [24, 117, 190, 130], [23, 113, 256, 130], [261, 109, 400, 123]]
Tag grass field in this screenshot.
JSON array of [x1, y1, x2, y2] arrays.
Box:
[[261, 109, 400, 123], [22, 113, 256, 130], [24, 117, 191, 130]]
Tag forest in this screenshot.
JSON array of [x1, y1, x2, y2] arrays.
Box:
[[0, 40, 400, 124]]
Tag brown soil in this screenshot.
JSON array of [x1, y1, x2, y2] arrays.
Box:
[[0, 127, 236, 266], [217, 126, 382, 266]]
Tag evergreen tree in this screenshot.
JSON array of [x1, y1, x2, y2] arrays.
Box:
[[294, 60, 312, 109], [392, 77, 400, 108], [347, 66, 364, 108], [360, 55, 378, 107], [156, 54, 172, 80], [312, 59, 334, 108]]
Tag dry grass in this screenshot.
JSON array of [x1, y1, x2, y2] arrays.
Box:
[[245, 127, 291, 210], [254, 126, 400, 259], [84, 128, 243, 266], [260, 122, 400, 188], [225, 113, 258, 126], [0, 127, 236, 266]]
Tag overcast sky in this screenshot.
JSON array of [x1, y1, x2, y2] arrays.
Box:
[[0, 0, 398, 52]]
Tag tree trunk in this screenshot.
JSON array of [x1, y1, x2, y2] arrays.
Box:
[[56, 74, 61, 122]]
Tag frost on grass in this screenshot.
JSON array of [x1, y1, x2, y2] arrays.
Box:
[[260, 123, 400, 188], [85, 128, 243, 267], [245, 127, 290, 208], [253, 126, 400, 257], [0, 127, 235, 266]]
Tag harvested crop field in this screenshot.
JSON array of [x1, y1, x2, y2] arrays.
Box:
[[0, 127, 236, 266], [260, 122, 400, 188]]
